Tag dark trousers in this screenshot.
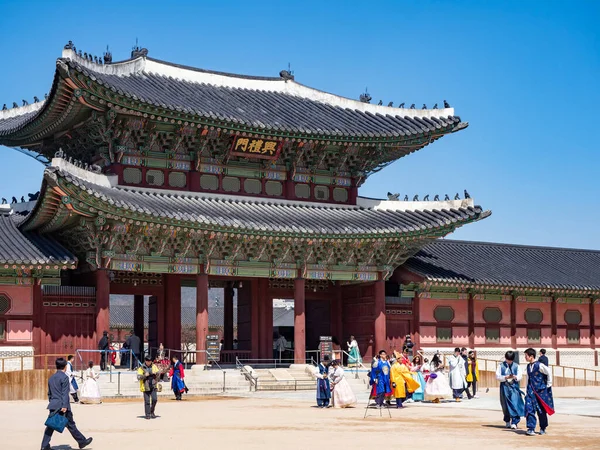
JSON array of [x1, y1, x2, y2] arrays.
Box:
[[396, 397, 404, 408], [100, 351, 107, 371], [317, 397, 330, 407], [526, 398, 549, 431], [453, 388, 464, 399], [41, 410, 86, 449], [467, 381, 477, 398], [375, 393, 385, 406], [143, 389, 157, 417]]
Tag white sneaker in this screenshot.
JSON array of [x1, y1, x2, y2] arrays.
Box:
[[473, 395, 480, 399], [405, 398, 414, 403], [511, 424, 517, 430]]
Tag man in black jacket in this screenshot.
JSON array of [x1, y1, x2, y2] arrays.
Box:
[[460, 347, 473, 399], [538, 349, 549, 367], [98, 331, 109, 371], [41, 358, 92, 450], [125, 330, 142, 369]]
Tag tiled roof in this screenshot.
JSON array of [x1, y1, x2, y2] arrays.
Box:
[[0, 50, 466, 141], [0, 213, 76, 266], [404, 239, 600, 292], [46, 164, 488, 238]]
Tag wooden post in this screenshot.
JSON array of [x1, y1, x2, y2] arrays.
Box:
[[95, 270, 110, 342], [32, 282, 43, 366], [412, 291, 420, 353], [164, 274, 182, 353], [510, 294, 517, 349], [551, 296, 558, 350], [251, 280, 260, 359], [468, 292, 475, 349], [374, 279, 386, 354], [294, 278, 306, 364], [224, 283, 234, 351], [590, 298, 596, 351], [133, 294, 144, 350], [259, 279, 273, 360], [196, 274, 209, 365]]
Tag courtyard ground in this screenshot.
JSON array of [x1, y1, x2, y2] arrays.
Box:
[[1, 387, 599, 450]]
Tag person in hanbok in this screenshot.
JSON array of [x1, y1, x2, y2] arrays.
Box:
[[410, 355, 426, 402], [66, 355, 79, 403], [329, 360, 357, 408], [448, 347, 468, 401], [168, 355, 186, 400], [496, 350, 525, 429], [369, 350, 392, 407], [524, 348, 554, 436], [314, 355, 331, 407], [390, 350, 420, 408], [424, 352, 452, 403], [80, 361, 102, 404], [347, 336, 361, 367]]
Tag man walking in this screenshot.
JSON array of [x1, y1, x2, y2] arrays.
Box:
[[524, 348, 554, 436], [41, 358, 93, 450], [448, 347, 467, 402], [137, 356, 159, 419], [460, 347, 473, 399], [98, 331, 109, 371], [65, 355, 79, 403], [125, 330, 142, 369], [496, 350, 524, 429]]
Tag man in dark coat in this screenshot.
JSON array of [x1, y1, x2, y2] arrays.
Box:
[[98, 331, 109, 371], [125, 330, 142, 368], [41, 357, 93, 450], [538, 349, 549, 367], [461, 347, 473, 399]]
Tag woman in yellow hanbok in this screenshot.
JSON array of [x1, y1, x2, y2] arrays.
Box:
[[390, 350, 421, 408]]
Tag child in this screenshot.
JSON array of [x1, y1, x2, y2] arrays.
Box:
[[524, 348, 554, 436]]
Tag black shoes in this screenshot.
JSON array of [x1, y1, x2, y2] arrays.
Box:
[[79, 437, 93, 449], [151, 413, 157, 419]]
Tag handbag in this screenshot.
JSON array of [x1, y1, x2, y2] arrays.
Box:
[[45, 410, 68, 433]]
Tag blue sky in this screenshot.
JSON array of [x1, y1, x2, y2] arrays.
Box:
[[0, 0, 598, 249]]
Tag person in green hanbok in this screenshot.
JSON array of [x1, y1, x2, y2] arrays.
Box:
[[346, 336, 362, 367]]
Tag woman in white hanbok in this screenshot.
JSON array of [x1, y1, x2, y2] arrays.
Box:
[[80, 361, 102, 404], [424, 353, 453, 403], [329, 360, 357, 408]]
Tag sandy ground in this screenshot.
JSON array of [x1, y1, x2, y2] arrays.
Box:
[[1, 392, 600, 450]]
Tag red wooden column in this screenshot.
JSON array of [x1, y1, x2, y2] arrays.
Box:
[[589, 298, 596, 350], [259, 279, 273, 359], [95, 269, 110, 341], [551, 296, 558, 350], [412, 291, 420, 353], [330, 282, 343, 341], [196, 274, 209, 365], [373, 279, 386, 354], [294, 278, 306, 364], [251, 280, 260, 359], [133, 294, 144, 348], [164, 274, 182, 353], [510, 294, 517, 349], [32, 282, 44, 365], [468, 292, 475, 349], [223, 283, 234, 351]]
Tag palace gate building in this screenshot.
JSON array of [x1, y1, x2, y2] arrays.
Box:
[[0, 43, 598, 367]]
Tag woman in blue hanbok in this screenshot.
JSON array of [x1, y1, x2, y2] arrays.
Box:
[[410, 355, 426, 402], [346, 336, 361, 367], [169, 356, 186, 400]]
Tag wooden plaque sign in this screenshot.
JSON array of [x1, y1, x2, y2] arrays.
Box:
[[206, 334, 220, 361], [230, 136, 283, 160], [319, 335, 333, 361]]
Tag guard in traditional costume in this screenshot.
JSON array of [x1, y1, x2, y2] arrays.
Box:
[[369, 350, 392, 407], [496, 350, 525, 429], [314, 355, 331, 407], [66, 355, 79, 403], [524, 348, 554, 436]]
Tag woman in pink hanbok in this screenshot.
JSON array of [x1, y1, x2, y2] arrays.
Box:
[[329, 360, 357, 408]]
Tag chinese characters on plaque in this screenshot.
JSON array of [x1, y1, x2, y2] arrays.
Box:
[[230, 136, 283, 160]]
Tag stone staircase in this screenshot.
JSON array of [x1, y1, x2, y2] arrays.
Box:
[[94, 366, 252, 398]]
